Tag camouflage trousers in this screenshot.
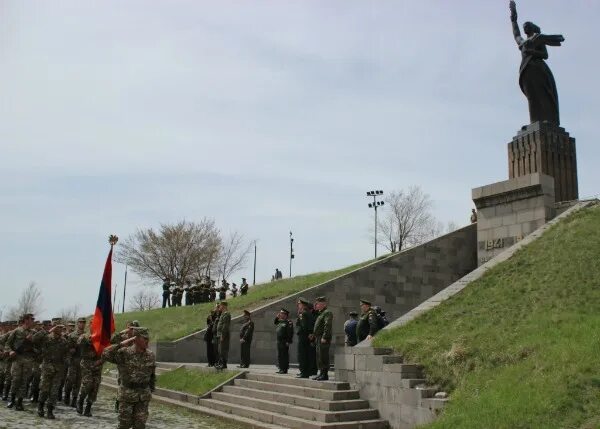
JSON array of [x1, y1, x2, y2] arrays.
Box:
[[78, 360, 102, 403], [118, 399, 149, 429], [30, 361, 41, 395], [39, 362, 65, 406], [0, 359, 6, 385], [2, 360, 12, 388], [10, 355, 34, 399], [64, 357, 82, 396]]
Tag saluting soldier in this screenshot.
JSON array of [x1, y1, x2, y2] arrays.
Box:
[[356, 299, 379, 342], [110, 320, 139, 413], [76, 321, 103, 417], [295, 298, 315, 378], [63, 317, 86, 407], [274, 309, 294, 374], [29, 320, 51, 403], [216, 301, 231, 369], [238, 310, 254, 368], [1, 321, 18, 401], [103, 327, 156, 429], [5, 313, 36, 410], [33, 324, 70, 419], [311, 297, 333, 381]]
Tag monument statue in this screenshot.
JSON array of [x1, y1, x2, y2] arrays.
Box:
[[509, 1, 564, 125]]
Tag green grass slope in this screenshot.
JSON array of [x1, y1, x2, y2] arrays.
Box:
[[115, 260, 372, 341], [156, 367, 239, 396], [373, 204, 600, 429]]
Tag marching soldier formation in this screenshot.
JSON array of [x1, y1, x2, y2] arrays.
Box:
[[0, 313, 156, 428], [161, 276, 251, 308]]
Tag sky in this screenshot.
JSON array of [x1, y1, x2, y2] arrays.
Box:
[[1, 1, 598, 319]]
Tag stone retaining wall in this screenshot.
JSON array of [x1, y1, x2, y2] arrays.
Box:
[[156, 224, 477, 364]]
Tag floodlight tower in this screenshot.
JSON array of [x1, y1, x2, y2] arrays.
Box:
[[366, 190, 384, 258]]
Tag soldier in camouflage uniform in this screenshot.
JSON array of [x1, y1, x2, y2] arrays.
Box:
[[110, 320, 139, 413], [311, 297, 333, 381], [216, 301, 231, 369], [63, 317, 86, 407], [0, 322, 12, 397], [1, 321, 17, 401], [76, 322, 103, 417], [29, 320, 51, 403], [356, 299, 380, 343], [103, 327, 156, 429], [5, 313, 36, 410], [33, 324, 70, 419]]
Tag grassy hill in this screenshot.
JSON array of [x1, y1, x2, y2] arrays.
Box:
[[373, 204, 600, 429], [115, 260, 372, 341]]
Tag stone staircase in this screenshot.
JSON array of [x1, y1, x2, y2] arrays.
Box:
[[200, 372, 389, 428]]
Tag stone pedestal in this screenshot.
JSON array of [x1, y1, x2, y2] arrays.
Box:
[[472, 173, 555, 265], [508, 122, 578, 202]]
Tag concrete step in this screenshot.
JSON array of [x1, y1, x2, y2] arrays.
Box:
[[381, 355, 404, 364], [235, 379, 360, 401], [211, 392, 379, 423], [222, 385, 369, 411], [382, 363, 423, 378], [245, 372, 350, 391], [199, 398, 388, 429], [400, 379, 427, 388]]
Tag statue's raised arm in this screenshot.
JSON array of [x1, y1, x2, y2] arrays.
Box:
[[509, 1, 524, 45]]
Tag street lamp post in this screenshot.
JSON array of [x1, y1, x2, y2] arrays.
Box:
[[366, 190, 384, 259], [289, 231, 295, 278], [253, 240, 257, 286]]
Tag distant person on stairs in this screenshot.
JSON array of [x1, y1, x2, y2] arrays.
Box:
[[357, 299, 379, 342]]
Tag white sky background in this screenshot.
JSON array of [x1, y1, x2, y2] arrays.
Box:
[[1, 1, 598, 319]]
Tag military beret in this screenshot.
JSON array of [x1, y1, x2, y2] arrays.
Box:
[[243, 310, 251, 316], [51, 317, 62, 322], [349, 311, 358, 317], [242, 278, 246, 280], [315, 296, 327, 303], [77, 317, 87, 323], [279, 308, 289, 315], [360, 299, 372, 306], [132, 327, 150, 339], [297, 297, 310, 306], [131, 320, 140, 327], [42, 320, 52, 326], [68, 322, 76, 327]]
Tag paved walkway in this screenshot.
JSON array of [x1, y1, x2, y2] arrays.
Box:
[[166, 362, 336, 380], [0, 389, 248, 429]]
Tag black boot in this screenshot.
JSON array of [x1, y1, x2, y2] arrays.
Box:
[[115, 399, 119, 413], [6, 394, 16, 408], [47, 404, 55, 420], [76, 397, 84, 415], [15, 397, 24, 411], [83, 401, 92, 417], [63, 390, 70, 406], [37, 401, 45, 417], [2, 382, 10, 401], [320, 372, 329, 381], [311, 371, 322, 380], [31, 388, 39, 403], [70, 394, 77, 408]]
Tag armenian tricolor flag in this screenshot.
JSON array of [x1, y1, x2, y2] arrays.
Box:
[[90, 236, 117, 355]]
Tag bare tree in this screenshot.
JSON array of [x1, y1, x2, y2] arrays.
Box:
[[58, 305, 81, 322], [217, 231, 253, 281], [6, 281, 44, 320], [117, 219, 221, 285], [129, 289, 160, 312], [378, 186, 439, 253], [446, 221, 460, 234]]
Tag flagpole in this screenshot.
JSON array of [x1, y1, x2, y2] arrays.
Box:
[[122, 264, 128, 313], [113, 282, 118, 310]]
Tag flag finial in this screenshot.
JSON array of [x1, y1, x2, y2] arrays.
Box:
[[108, 235, 119, 246]]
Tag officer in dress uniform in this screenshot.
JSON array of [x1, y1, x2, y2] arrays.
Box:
[[274, 309, 294, 374]]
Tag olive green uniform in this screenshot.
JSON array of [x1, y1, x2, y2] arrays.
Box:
[[313, 308, 333, 372], [356, 308, 379, 342], [239, 319, 254, 367], [5, 326, 36, 404], [216, 311, 231, 368], [34, 330, 69, 407]]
